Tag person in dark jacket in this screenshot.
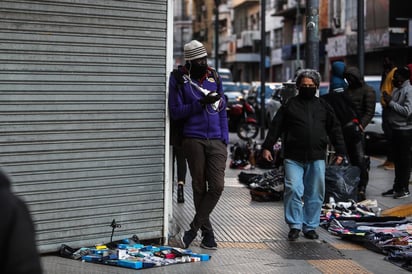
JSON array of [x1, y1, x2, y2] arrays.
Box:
[[343, 66, 376, 200], [262, 69, 346, 241], [0, 169, 43, 274], [168, 40, 228, 250], [323, 63, 369, 201], [381, 66, 412, 199]]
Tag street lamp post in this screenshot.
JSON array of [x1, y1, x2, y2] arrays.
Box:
[[305, 0, 319, 70], [214, 0, 220, 70], [260, 0, 266, 139]]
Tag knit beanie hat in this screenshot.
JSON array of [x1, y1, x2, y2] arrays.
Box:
[[184, 40, 207, 61], [295, 69, 321, 88]]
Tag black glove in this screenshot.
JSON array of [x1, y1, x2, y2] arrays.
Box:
[[199, 92, 222, 105]]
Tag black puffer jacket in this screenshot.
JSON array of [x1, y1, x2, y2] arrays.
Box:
[[344, 66, 376, 128], [262, 95, 346, 162]]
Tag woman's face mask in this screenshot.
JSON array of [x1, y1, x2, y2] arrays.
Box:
[[298, 77, 317, 99], [298, 86, 317, 99]]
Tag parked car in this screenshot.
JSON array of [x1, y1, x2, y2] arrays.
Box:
[[364, 75, 383, 134], [223, 81, 243, 105], [236, 82, 251, 96], [218, 68, 233, 82]]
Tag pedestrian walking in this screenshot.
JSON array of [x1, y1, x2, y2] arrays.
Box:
[[261, 69, 346, 241], [0, 169, 43, 274], [343, 66, 376, 201], [381, 66, 412, 199], [168, 40, 228, 250]]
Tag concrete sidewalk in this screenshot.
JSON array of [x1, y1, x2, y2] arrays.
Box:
[[41, 136, 411, 274]]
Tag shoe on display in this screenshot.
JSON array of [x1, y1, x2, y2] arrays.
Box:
[[381, 189, 394, 196], [303, 230, 319, 240], [288, 228, 300, 241], [200, 231, 217, 250], [177, 183, 185, 203]]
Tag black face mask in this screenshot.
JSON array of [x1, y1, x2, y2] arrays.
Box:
[[392, 78, 402, 88], [187, 62, 208, 79], [298, 86, 317, 100]]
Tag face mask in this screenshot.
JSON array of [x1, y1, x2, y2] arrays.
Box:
[[189, 62, 208, 79], [298, 86, 317, 100], [392, 78, 402, 88]]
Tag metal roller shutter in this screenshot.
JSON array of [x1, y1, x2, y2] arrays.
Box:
[[0, 0, 168, 252]]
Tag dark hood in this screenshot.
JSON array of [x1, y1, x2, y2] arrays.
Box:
[[344, 66, 362, 82]]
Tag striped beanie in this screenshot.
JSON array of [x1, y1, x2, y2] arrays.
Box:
[[184, 40, 207, 61]]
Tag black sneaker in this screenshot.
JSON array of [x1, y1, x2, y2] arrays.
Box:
[[288, 228, 300, 241], [393, 191, 410, 199], [200, 231, 217, 250], [181, 230, 197, 249], [381, 189, 394, 196], [303, 230, 319, 240], [177, 184, 185, 203]]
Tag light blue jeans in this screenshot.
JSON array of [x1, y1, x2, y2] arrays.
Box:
[[283, 159, 325, 232]]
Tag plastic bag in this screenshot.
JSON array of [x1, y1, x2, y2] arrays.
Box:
[[325, 165, 360, 202]]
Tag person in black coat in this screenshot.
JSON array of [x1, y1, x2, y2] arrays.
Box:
[[262, 69, 346, 241], [0, 169, 42, 274]]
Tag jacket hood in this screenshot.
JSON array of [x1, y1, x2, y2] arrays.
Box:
[[330, 61, 347, 92], [331, 61, 346, 77], [344, 66, 362, 82]]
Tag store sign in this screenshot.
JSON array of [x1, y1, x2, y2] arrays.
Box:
[[326, 35, 347, 58]]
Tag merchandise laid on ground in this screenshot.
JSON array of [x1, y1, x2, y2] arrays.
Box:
[[59, 236, 210, 270], [320, 200, 412, 272], [238, 167, 412, 272]]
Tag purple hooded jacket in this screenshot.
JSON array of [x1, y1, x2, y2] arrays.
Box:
[[168, 66, 229, 145]]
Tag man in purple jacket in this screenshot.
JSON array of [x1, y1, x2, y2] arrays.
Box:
[[168, 40, 228, 250]]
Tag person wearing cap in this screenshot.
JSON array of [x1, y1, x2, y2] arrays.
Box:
[[261, 69, 346, 241], [381, 66, 412, 199], [168, 40, 228, 250]]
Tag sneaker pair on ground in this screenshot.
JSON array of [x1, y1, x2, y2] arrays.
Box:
[[181, 229, 217, 250], [382, 188, 410, 199], [288, 229, 318, 241]]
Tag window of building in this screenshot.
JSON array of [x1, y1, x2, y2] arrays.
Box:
[[273, 28, 282, 49]]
